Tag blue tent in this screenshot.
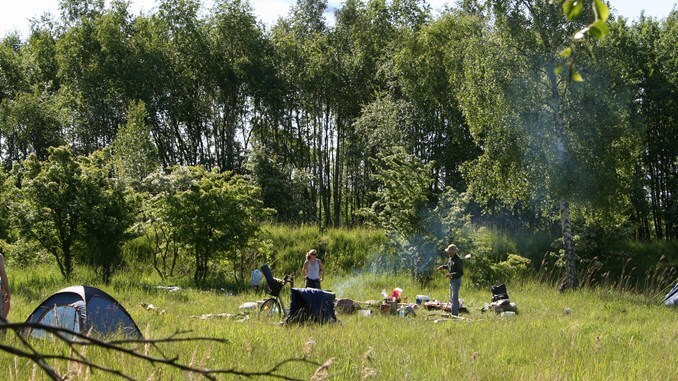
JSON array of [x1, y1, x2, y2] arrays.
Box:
[[286, 288, 337, 324], [663, 284, 678, 307], [23, 285, 142, 339]]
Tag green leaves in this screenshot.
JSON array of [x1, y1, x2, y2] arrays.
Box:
[[593, 0, 610, 22], [559, 47, 572, 58], [141, 166, 267, 283], [570, 70, 584, 82], [565, 0, 610, 41], [557, 0, 611, 82], [563, 0, 584, 21], [363, 146, 433, 237], [589, 19, 610, 40]]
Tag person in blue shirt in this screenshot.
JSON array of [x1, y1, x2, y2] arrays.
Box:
[[437, 244, 463, 316]]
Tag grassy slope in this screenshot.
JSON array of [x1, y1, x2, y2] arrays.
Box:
[[2, 266, 676, 380]]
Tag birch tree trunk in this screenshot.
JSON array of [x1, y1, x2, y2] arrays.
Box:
[[560, 200, 578, 289], [550, 68, 579, 290]]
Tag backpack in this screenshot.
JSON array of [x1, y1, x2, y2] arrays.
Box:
[[491, 283, 510, 302]]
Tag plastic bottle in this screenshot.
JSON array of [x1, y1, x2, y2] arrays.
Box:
[[399, 307, 405, 317]]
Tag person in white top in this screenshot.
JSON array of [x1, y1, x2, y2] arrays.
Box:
[[302, 249, 325, 289]]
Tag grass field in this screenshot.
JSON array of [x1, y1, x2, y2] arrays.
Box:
[[1, 266, 676, 380]]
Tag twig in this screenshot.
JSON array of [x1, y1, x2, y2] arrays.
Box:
[[1, 322, 318, 380]]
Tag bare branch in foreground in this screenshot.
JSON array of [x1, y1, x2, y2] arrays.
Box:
[[1, 322, 317, 380]]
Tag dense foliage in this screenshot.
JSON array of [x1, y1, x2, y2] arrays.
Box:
[[0, 0, 676, 288]]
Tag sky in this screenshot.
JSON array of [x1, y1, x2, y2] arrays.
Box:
[[0, 0, 676, 39]]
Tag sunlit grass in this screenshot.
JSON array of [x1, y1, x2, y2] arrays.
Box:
[[1, 266, 676, 380]]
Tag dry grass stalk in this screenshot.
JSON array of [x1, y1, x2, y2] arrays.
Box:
[[304, 337, 316, 357], [310, 357, 334, 381]]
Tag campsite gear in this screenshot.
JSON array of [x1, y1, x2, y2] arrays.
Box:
[[286, 288, 337, 324], [390, 288, 403, 302], [663, 284, 678, 307], [415, 295, 430, 305], [23, 285, 142, 339], [335, 298, 361, 314], [258, 264, 297, 321], [491, 284, 510, 302], [380, 302, 391, 314], [239, 302, 258, 310], [261, 264, 285, 297], [491, 299, 518, 313], [487, 284, 518, 314], [424, 299, 469, 314], [397, 305, 416, 317], [380, 300, 398, 314], [260, 265, 337, 323]]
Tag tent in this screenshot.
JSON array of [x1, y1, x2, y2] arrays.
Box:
[[663, 284, 678, 307], [23, 285, 142, 339], [286, 288, 337, 324]]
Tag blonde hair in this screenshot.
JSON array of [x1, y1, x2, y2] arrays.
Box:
[[306, 249, 317, 260]]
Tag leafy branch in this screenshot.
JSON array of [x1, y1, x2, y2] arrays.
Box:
[[553, 0, 611, 81], [1, 322, 317, 380]]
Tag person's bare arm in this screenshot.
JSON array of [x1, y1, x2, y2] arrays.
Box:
[[302, 260, 308, 277], [319, 260, 325, 281]]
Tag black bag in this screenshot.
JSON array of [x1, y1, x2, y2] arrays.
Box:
[[491, 284, 510, 302]]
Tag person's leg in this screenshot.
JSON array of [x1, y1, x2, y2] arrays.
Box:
[[305, 277, 314, 288], [450, 278, 461, 316]]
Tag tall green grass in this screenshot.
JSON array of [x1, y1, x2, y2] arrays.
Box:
[[258, 224, 387, 277], [2, 265, 675, 380]]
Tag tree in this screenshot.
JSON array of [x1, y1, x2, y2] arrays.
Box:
[[11, 147, 83, 280], [0, 87, 66, 163], [360, 146, 436, 281], [110, 100, 160, 185], [556, 0, 611, 81], [142, 166, 268, 283], [247, 146, 314, 223], [78, 149, 137, 283], [393, 11, 481, 191], [210, 0, 269, 172], [0, 167, 10, 241], [621, 14, 678, 240], [9, 146, 136, 282], [457, 0, 636, 289], [56, 0, 134, 153]]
